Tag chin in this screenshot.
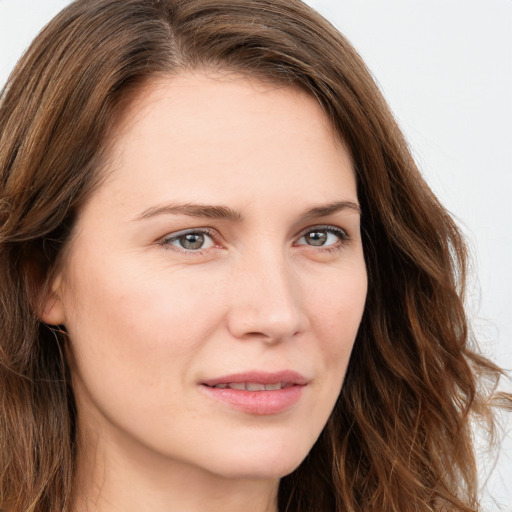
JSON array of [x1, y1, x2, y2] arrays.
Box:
[[201, 439, 311, 481], [215, 460, 303, 481]]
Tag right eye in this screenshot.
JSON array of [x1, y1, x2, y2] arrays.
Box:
[[161, 229, 216, 252]]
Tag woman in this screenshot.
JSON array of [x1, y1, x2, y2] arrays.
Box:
[[0, 0, 509, 511]]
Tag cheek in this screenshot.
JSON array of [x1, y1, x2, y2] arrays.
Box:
[[60, 258, 230, 445], [307, 263, 367, 348], [307, 264, 367, 399], [61, 253, 238, 412], [66, 253, 219, 339]]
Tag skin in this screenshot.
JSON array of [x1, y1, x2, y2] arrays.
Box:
[[42, 71, 368, 512]]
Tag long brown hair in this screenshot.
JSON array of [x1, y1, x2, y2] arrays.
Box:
[[0, 1, 509, 510]]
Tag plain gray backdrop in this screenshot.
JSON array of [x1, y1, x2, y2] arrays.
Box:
[[1, 0, 510, 509]]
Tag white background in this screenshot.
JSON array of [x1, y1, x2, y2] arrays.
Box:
[[1, 0, 510, 509]]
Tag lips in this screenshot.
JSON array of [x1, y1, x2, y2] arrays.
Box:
[[200, 371, 308, 415], [208, 382, 294, 391], [201, 370, 308, 388]]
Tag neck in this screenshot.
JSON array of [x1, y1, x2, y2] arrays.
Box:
[[71, 424, 279, 512]]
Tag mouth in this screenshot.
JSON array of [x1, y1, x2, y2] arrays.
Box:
[[205, 381, 296, 391], [199, 371, 308, 415]]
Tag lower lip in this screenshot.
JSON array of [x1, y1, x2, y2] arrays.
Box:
[[200, 385, 305, 415]]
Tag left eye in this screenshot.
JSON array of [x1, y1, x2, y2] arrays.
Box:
[[296, 227, 347, 247], [163, 230, 215, 251]]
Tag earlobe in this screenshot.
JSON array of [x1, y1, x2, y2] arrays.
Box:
[[38, 274, 66, 326]]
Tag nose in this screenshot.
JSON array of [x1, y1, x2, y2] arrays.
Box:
[[226, 248, 310, 343]]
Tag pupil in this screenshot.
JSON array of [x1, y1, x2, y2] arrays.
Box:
[[306, 231, 327, 246], [181, 233, 204, 250]]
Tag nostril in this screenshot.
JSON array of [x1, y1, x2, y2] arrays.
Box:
[[225, 271, 310, 341]]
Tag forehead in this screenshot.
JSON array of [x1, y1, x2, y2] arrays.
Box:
[[83, 71, 356, 222], [113, 71, 341, 143]]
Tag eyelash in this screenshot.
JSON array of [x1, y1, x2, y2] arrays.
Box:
[[159, 227, 218, 255], [158, 225, 350, 255], [295, 225, 350, 252]]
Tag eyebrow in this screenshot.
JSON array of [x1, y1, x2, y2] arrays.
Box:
[[134, 203, 244, 222], [302, 200, 361, 219], [133, 200, 360, 222]]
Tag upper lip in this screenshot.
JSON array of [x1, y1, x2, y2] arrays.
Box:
[[201, 370, 309, 387]]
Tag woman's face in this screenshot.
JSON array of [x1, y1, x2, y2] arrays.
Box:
[[45, 72, 367, 481]]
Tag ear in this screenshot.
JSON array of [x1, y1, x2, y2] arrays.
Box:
[[38, 273, 66, 326]]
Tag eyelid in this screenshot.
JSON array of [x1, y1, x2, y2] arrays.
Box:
[[156, 224, 350, 254], [294, 224, 350, 247], [158, 227, 220, 253]]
